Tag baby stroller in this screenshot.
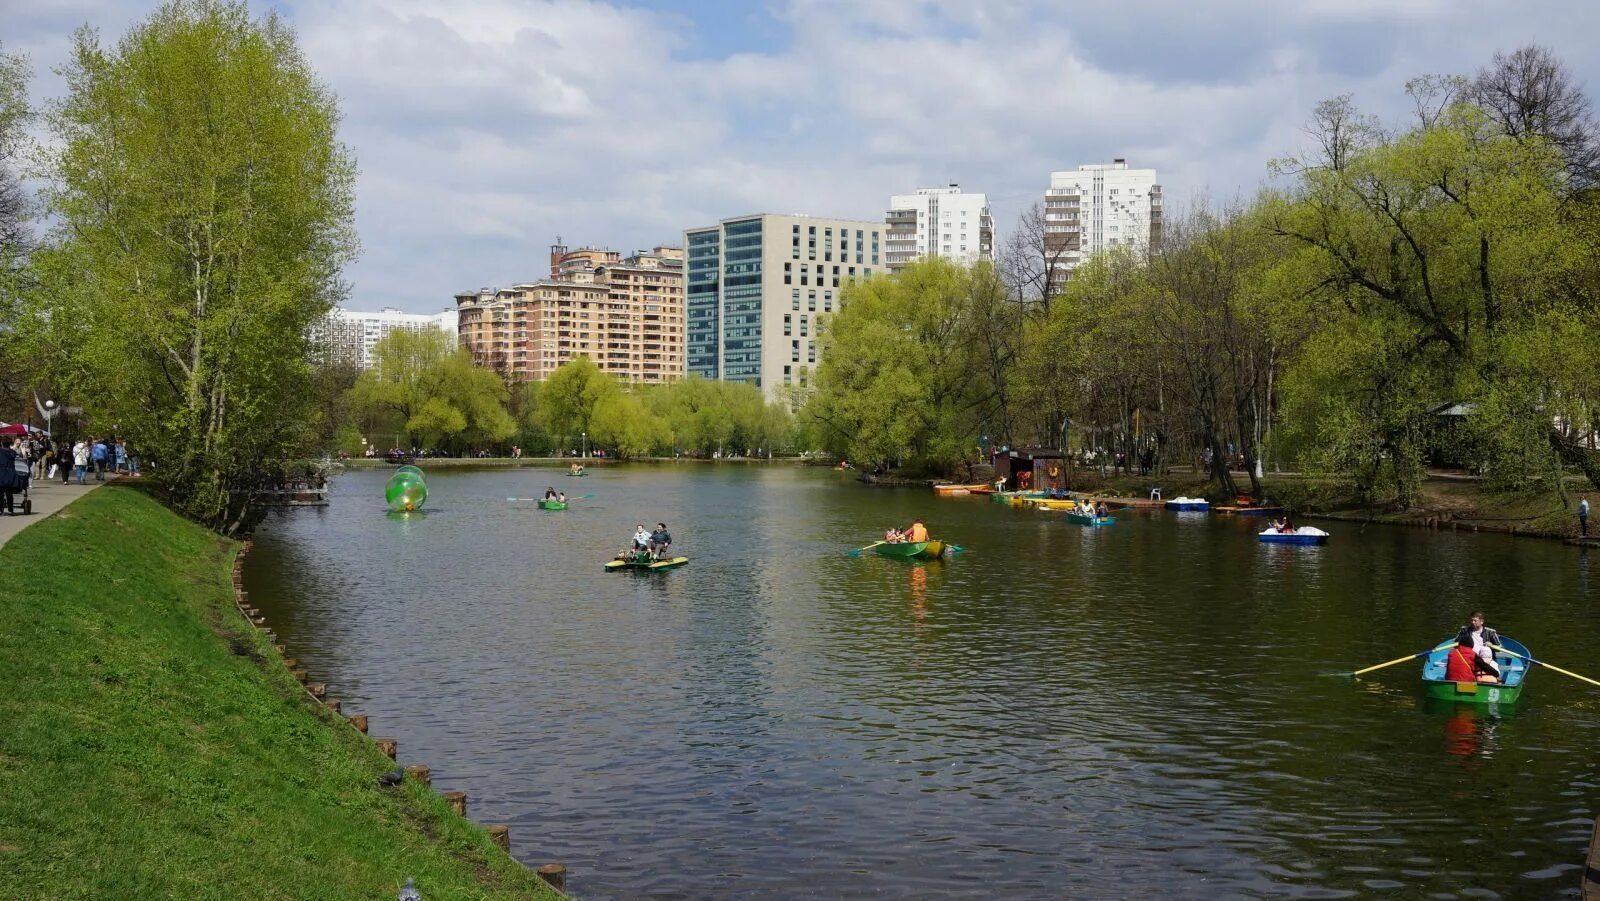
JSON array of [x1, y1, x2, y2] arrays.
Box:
[[11, 453, 31, 516]]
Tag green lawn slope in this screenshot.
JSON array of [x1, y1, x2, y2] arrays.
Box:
[[0, 486, 556, 899]]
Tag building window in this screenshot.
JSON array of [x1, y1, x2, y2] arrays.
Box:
[[793, 289, 801, 310]]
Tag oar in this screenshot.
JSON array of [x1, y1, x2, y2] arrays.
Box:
[[1490, 644, 1600, 689], [848, 541, 886, 557], [1335, 641, 1456, 678]]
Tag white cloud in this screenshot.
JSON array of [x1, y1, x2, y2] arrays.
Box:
[[7, 0, 1599, 310]]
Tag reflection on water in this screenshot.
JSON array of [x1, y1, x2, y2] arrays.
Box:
[[245, 465, 1600, 898]]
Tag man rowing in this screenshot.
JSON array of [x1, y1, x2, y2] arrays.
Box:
[[1455, 611, 1502, 679]]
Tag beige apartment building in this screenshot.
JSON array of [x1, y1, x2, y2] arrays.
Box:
[[456, 246, 685, 385]]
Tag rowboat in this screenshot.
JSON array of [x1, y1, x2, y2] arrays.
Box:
[[1216, 504, 1284, 516], [606, 552, 688, 571], [1065, 511, 1115, 526], [1257, 526, 1328, 545], [566, 471, 586, 477], [1164, 497, 1209, 511], [1030, 498, 1081, 511], [1421, 636, 1529, 705], [932, 482, 987, 495], [537, 499, 568, 510], [872, 540, 947, 560]]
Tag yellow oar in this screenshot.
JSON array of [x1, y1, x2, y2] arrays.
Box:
[[847, 541, 886, 557], [1345, 641, 1456, 678], [1490, 644, 1600, 689]]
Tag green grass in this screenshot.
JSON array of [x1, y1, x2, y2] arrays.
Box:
[[0, 486, 558, 900]]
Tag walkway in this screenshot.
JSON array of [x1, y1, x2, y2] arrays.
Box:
[[0, 475, 110, 551]]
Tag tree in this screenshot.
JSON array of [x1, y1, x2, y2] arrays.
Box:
[[0, 45, 33, 418], [345, 328, 515, 452], [533, 355, 621, 446], [998, 202, 1073, 309], [29, 1, 356, 534], [1469, 44, 1600, 187]]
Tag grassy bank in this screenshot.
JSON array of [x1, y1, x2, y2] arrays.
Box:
[[0, 486, 557, 899]]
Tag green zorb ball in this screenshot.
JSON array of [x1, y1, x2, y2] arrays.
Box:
[[385, 471, 427, 512]]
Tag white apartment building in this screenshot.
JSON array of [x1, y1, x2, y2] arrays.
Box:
[[1043, 159, 1162, 276], [884, 184, 993, 271], [313, 307, 458, 370], [684, 213, 885, 399]]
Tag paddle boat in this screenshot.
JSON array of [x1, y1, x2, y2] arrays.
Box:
[[1257, 525, 1328, 545], [1064, 510, 1116, 527], [872, 540, 947, 560], [1216, 503, 1284, 516], [1164, 496, 1209, 512], [1421, 636, 1529, 705], [537, 499, 568, 510], [566, 469, 586, 477], [606, 550, 688, 571]]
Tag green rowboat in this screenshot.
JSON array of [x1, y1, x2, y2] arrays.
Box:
[[872, 540, 946, 560], [537, 499, 568, 510], [1064, 511, 1115, 526], [1420, 635, 1529, 705]]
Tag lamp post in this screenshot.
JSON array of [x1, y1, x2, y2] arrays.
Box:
[[41, 399, 57, 438], [581, 431, 587, 459]]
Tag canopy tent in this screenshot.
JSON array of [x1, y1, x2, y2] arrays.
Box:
[[0, 422, 41, 436]]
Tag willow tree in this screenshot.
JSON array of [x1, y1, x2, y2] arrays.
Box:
[[35, 1, 356, 534]]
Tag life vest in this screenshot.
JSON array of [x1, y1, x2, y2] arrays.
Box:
[[908, 523, 928, 542], [1444, 646, 1479, 683]]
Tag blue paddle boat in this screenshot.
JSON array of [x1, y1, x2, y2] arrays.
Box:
[[1165, 497, 1209, 512], [1258, 526, 1328, 545]]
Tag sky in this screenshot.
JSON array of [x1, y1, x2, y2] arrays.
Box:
[[8, 0, 1600, 313]]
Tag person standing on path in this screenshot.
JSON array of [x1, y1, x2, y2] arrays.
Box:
[[1581, 497, 1591, 538], [0, 438, 18, 515], [90, 438, 107, 481]]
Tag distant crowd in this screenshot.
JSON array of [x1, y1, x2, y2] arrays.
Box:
[[0, 435, 140, 514]]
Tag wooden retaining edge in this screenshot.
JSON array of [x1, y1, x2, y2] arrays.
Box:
[[229, 544, 571, 894], [1304, 510, 1576, 542]]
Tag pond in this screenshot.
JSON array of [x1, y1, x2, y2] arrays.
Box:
[[244, 464, 1600, 898]]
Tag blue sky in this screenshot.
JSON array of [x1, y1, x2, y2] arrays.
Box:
[[9, 0, 1600, 312]]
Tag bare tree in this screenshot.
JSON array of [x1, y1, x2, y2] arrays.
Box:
[[1469, 44, 1600, 187], [997, 202, 1073, 310]]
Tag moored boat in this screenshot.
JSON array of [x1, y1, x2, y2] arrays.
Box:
[[1421, 636, 1529, 705], [1165, 497, 1209, 511], [932, 482, 987, 495], [1064, 511, 1116, 526], [537, 499, 568, 510], [1257, 526, 1328, 545], [606, 551, 688, 571], [1216, 504, 1284, 516]]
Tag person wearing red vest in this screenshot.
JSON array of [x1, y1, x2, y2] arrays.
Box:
[[1445, 637, 1493, 683]]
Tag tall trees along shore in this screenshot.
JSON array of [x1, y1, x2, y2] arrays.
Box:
[[2, 3, 1598, 534]]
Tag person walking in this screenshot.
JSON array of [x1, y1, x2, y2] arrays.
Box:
[[72, 439, 90, 485], [1581, 497, 1591, 538], [90, 437, 107, 481], [0, 438, 18, 515]]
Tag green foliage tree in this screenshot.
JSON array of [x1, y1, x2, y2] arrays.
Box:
[[26, 1, 356, 534], [532, 355, 621, 447], [345, 328, 515, 452]]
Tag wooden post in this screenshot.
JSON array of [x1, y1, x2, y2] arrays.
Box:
[[308, 682, 327, 700], [283, 658, 298, 669], [293, 668, 308, 683], [375, 737, 397, 759], [405, 764, 430, 786], [347, 713, 368, 733], [325, 698, 342, 715], [442, 790, 466, 816], [536, 863, 567, 892], [488, 824, 510, 852], [273, 644, 285, 655]]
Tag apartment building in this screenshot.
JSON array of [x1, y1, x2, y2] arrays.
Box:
[[312, 307, 457, 370], [1043, 159, 1162, 276], [684, 213, 884, 398], [884, 184, 992, 271], [455, 247, 685, 384]]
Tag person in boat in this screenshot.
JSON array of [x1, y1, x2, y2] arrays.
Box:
[[648, 522, 672, 559], [1095, 501, 1109, 518], [1444, 634, 1499, 683], [903, 520, 929, 543], [557, 491, 567, 502], [544, 486, 558, 500], [632, 524, 651, 551], [569, 462, 583, 473], [1455, 611, 1502, 679], [884, 527, 904, 543]]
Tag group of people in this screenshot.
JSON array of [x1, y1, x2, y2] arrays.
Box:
[[1269, 515, 1298, 533], [0, 435, 138, 512], [1444, 612, 1505, 684], [621, 522, 672, 561], [541, 487, 568, 503], [883, 519, 929, 544], [1076, 500, 1110, 519]]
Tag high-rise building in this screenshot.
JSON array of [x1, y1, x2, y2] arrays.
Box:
[[1043, 159, 1162, 277], [311, 307, 458, 370], [455, 247, 685, 384], [547, 240, 621, 279], [884, 184, 992, 271], [683, 213, 885, 397]]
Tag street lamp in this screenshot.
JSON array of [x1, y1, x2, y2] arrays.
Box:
[[41, 399, 58, 438], [581, 431, 587, 459]]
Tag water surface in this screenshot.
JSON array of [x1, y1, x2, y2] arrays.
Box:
[[245, 465, 1600, 898]]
